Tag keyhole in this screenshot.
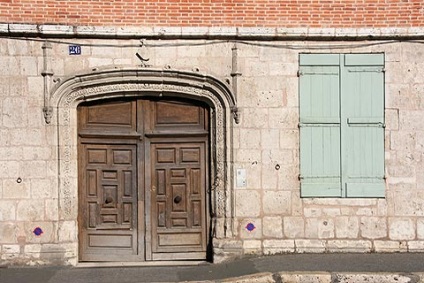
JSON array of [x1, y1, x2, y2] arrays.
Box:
[[105, 197, 113, 204]]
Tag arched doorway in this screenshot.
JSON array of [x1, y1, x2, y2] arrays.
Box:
[[77, 97, 210, 261], [49, 67, 237, 263]]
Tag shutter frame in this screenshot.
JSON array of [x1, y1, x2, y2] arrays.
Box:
[[299, 63, 342, 198], [341, 54, 385, 198], [299, 53, 385, 198]]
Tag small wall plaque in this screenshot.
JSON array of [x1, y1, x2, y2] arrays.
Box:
[[69, 45, 81, 55]]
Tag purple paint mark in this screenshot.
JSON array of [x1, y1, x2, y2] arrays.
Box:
[[245, 223, 256, 232], [33, 227, 43, 236]]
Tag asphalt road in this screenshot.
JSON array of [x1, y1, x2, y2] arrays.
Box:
[[2, 253, 424, 283]]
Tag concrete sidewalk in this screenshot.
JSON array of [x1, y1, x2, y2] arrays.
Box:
[[2, 253, 424, 283]]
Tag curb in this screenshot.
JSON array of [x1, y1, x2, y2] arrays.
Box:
[[182, 272, 424, 283]]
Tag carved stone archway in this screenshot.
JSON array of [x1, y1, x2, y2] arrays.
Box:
[[49, 67, 237, 261]]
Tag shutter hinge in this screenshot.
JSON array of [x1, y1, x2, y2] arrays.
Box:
[[297, 70, 302, 77], [298, 174, 303, 180]]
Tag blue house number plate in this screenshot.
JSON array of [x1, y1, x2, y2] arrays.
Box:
[[69, 45, 81, 55]]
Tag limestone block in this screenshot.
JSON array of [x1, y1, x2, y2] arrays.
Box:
[[87, 57, 114, 68], [360, 217, 387, 239], [0, 222, 17, 243], [304, 208, 322, 218], [178, 44, 207, 59], [284, 217, 305, 238], [417, 218, 424, 239], [263, 239, 295, 254], [335, 217, 359, 239], [389, 218, 415, 240], [243, 240, 262, 254], [239, 128, 261, 149], [22, 146, 53, 161], [408, 241, 424, 252], [25, 221, 54, 243], [0, 146, 22, 161], [0, 57, 20, 76], [239, 219, 262, 239], [2, 97, 28, 128], [290, 192, 303, 216], [274, 164, 300, 191], [0, 161, 20, 178], [2, 245, 20, 254], [241, 108, 268, 128], [294, 240, 326, 253], [25, 244, 42, 253], [322, 208, 341, 217], [19, 56, 38, 76], [0, 201, 16, 221], [244, 61, 271, 77], [400, 110, 424, 131], [327, 240, 372, 253], [16, 200, 45, 221], [355, 208, 377, 216], [262, 149, 294, 165], [261, 165, 278, 190], [21, 161, 47, 178], [261, 129, 279, 149], [235, 190, 261, 217], [392, 189, 424, 216], [385, 109, 399, 131], [280, 129, 299, 149], [58, 221, 77, 242], [279, 272, 331, 283], [232, 128, 241, 150], [31, 179, 54, 199], [3, 178, 30, 199], [390, 131, 416, 151], [377, 199, 388, 216], [374, 240, 408, 252], [268, 108, 298, 129], [242, 166, 262, 189], [10, 128, 45, 146], [286, 78, 299, 107], [263, 216, 283, 238], [235, 149, 261, 164], [306, 218, 335, 239], [303, 198, 377, 206], [263, 190, 291, 215], [213, 238, 243, 263]]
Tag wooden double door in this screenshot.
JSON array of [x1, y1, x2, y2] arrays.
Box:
[[77, 98, 209, 262]]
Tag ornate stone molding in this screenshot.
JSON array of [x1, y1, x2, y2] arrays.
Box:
[[51, 67, 237, 239]]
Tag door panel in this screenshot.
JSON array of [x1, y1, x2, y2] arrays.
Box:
[[79, 144, 139, 261], [150, 142, 207, 259], [78, 98, 209, 262]]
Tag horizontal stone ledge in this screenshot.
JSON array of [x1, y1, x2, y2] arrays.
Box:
[[2, 23, 424, 40]]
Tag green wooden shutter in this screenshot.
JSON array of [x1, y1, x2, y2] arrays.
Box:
[[299, 54, 342, 197], [341, 54, 385, 197]]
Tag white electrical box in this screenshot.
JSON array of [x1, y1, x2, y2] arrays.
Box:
[[236, 169, 246, 187]]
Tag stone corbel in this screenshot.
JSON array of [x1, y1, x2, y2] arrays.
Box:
[[42, 41, 54, 124], [231, 106, 240, 124]]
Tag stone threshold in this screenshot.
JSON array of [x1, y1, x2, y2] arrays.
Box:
[[76, 260, 208, 268], [1, 23, 424, 40]]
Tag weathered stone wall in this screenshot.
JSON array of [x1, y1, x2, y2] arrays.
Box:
[[0, 33, 424, 265]]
